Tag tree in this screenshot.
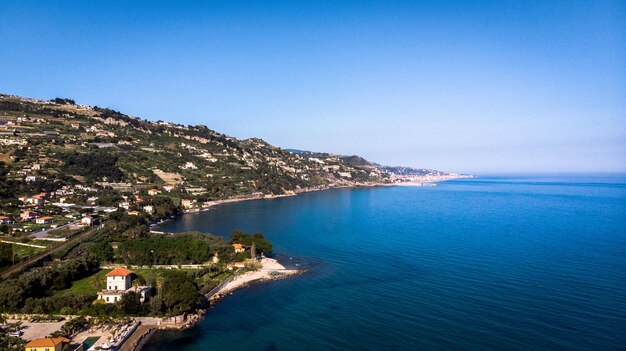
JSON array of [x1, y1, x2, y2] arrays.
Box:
[[88, 241, 114, 262], [119, 291, 142, 315], [0, 242, 12, 267], [160, 271, 200, 314], [230, 230, 272, 254], [90, 274, 105, 290]]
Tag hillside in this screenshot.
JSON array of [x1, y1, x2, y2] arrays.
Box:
[[0, 94, 395, 204]]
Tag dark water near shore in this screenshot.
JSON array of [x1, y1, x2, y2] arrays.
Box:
[[145, 175, 626, 350]]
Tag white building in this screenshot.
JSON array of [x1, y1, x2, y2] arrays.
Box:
[[98, 267, 152, 303], [81, 216, 94, 226]]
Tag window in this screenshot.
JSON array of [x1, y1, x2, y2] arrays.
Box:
[[106, 297, 109, 302]]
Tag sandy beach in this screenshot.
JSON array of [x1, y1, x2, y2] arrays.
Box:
[[209, 257, 301, 302]]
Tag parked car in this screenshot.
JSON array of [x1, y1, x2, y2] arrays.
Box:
[[9, 330, 22, 337]]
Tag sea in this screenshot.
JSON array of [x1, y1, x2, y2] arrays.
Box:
[[144, 174, 626, 351]]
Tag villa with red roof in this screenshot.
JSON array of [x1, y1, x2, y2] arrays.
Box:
[[97, 267, 151, 303]]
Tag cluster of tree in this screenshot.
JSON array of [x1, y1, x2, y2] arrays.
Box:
[[116, 233, 231, 265], [230, 230, 273, 254], [144, 196, 181, 218], [0, 242, 12, 267], [93, 106, 143, 128], [21, 294, 95, 315], [0, 255, 100, 312], [88, 240, 115, 262], [149, 270, 201, 315], [58, 150, 125, 182], [0, 332, 25, 351], [51, 97, 76, 105], [50, 316, 89, 338]]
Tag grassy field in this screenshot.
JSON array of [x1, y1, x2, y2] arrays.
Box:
[[54, 269, 107, 296], [54, 268, 198, 296]]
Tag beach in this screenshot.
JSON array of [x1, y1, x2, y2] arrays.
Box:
[[208, 257, 301, 302]]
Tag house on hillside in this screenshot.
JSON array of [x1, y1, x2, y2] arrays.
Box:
[[98, 267, 151, 303], [0, 215, 13, 224], [81, 216, 94, 226], [232, 243, 245, 253], [181, 199, 195, 209], [24, 337, 70, 351], [227, 262, 246, 270], [147, 188, 161, 196], [20, 210, 38, 220], [127, 210, 140, 216], [35, 216, 54, 224]]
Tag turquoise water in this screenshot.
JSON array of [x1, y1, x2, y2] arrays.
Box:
[[83, 336, 100, 350], [145, 175, 626, 350]]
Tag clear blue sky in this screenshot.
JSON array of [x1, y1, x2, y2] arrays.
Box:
[[1, 1, 624, 173]]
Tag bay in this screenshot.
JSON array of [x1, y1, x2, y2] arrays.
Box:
[[145, 175, 626, 351]]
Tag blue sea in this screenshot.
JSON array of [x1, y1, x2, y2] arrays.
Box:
[[145, 175, 626, 351]]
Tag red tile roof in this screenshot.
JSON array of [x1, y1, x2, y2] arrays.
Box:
[[106, 267, 133, 277], [25, 337, 70, 347]]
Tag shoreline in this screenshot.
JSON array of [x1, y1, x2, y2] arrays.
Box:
[[135, 175, 468, 350], [158, 174, 471, 223], [128, 257, 302, 351]]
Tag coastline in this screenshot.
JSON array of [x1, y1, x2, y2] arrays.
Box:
[[126, 257, 302, 351], [134, 175, 468, 350], [175, 174, 471, 217]]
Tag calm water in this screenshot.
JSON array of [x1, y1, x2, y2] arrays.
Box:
[[145, 175, 626, 351]]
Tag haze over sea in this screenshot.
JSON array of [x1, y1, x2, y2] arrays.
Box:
[[146, 175, 626, 351]]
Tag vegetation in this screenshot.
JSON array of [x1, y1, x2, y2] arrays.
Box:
[[0, 242, 12, 267], [58, 150, 125, 183], [117, 233, 231, 265], [0, 93, 333, 318], [0, 255, 100, 312], [231, 230, 273, 254], [0, 333, 25, 351], [152, 270, 201, 314]]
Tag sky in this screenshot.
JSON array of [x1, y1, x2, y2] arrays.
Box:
[[0, 1, 624, 173]]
